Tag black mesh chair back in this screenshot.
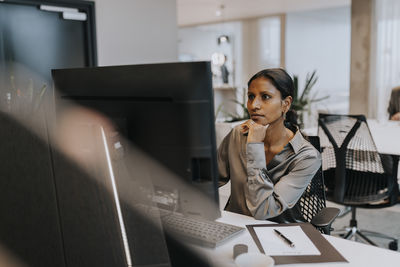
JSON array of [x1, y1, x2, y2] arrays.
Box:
[[299, 136, 326, 223], [317, 113, 399, 249], [318, 113, 398, 205]]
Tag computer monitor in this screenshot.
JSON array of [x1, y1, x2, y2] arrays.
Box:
[[51, 61, 220, 221]]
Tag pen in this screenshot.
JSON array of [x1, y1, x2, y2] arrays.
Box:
[[274, 229, 295, 248]]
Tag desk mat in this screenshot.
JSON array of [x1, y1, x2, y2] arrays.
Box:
[[246, 222, 347, 265]]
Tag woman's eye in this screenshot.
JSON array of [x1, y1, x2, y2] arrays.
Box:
[[248, 95, 255, 100], [262, 94, 270, 100]]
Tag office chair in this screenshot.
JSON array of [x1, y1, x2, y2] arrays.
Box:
[[318, 113, 399, 250], [299, 135, 340, 235]]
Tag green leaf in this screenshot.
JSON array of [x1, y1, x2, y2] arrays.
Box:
[[215, 103, 224, 122], [293, 75, 299, 101], [310, 95, 329, 103], [299, 70, 318, 101]]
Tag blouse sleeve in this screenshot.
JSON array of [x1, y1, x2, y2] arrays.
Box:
[[245, 142, 321, 220], [217, 130, 232, 185]]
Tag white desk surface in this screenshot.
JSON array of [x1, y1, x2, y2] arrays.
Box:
[[367, 119, 400, 156], [199, 183, 400, 267], [195, 211, 400, 267]]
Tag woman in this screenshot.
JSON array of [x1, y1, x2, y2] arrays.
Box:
[[218, 68, 321, 222], [388, 86, 400, 121]]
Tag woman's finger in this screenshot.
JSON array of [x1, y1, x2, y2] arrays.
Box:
[[240, 119, 254, 133]]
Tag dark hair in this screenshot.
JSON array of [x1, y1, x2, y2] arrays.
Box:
[[247, 68, 299, 132]]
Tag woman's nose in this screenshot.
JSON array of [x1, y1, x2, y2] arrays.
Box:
[[250, 98, 261, 110]]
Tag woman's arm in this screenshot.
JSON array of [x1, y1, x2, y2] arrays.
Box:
[[217, 131, 232, 186], [245, 142, 321, 220]]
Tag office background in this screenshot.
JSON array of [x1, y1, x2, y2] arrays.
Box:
[[91, 0, 400, 125], [1, 0, 400, 266], [70, 0, 400, 251]]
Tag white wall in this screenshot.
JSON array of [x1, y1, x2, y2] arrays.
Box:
[[373, 0, 400, 120], [241, 16, 282, 86], [285, 7, 351, 122], [94, 0, 178, 66]]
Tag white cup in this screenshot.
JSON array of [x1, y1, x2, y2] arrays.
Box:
[[235, 252, 274, 267]]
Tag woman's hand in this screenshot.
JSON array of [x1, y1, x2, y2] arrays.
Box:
[[240, 120, 253, 134], [240, 120, 268, 143]]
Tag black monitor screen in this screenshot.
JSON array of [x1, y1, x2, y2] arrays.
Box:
[[52, 61, 220, 220]]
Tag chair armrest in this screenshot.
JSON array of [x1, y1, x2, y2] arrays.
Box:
[[311, 207, 340, 234]]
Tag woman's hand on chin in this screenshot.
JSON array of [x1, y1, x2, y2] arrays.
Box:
[[241, 120, 268, 143], [240, 119, 253, 134]]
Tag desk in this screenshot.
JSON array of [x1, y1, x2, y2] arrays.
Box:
[[366, 119, 400, 156], [197, 184, 400, 266], [212, 120, 400, 266], [197, 211, 400, 267]]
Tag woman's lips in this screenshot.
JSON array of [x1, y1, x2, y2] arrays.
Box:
[[251, 114, 264, 119]]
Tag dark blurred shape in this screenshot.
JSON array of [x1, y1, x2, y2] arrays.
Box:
[[51, 122, 171, 266], [0, 0, 96, 82], [0, 112, 65, 266], [52, 61, 220, 221], [221, 58, 229, 84], [52, 61, 221, 266], [233, 244, 248, 259]]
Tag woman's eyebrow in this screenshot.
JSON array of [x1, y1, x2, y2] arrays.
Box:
[[259, 90, 275, 95]]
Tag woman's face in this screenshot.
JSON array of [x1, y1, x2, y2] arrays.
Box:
[[247, 77, 290, 126]]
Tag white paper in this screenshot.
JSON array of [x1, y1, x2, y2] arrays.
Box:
[[254, 226, 321, 256]]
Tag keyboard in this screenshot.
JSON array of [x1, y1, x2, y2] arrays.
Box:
[[159, 209, 245, 248]]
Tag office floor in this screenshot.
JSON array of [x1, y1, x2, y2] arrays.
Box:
[[327, 201, 400, 251]]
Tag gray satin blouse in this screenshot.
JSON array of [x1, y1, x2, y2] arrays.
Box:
[[217, 124, 321, 220]]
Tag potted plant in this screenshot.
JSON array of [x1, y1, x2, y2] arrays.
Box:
[[292, 70, 328, 128]]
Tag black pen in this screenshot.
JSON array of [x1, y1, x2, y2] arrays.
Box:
[[274, 229, 295, 248]]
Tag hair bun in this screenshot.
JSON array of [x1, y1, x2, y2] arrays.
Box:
[[285, 109, 299, 132]]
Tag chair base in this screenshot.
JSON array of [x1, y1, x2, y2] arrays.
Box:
[[332, 207, 398, 251], [337, 206, 351, 218], [333, 227, 396, 244]]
